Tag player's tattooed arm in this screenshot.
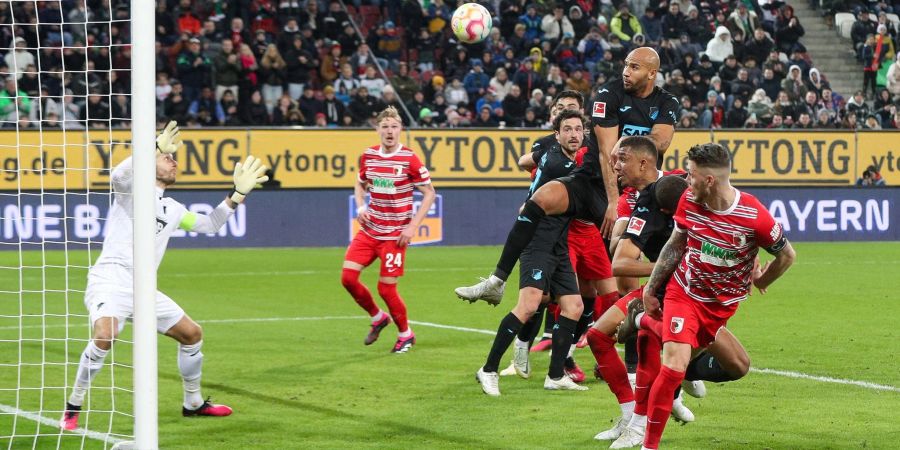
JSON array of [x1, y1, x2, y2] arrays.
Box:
[[642, 228, 687, 319], [648, 124, 675, 156]]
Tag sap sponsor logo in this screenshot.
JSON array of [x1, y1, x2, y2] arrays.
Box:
[[0, 202, 246, 241], [768, 199, 889, 232]]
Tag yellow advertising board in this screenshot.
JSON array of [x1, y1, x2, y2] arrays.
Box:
[[856, 131, 900, 186], [0, 128, 892, 189]]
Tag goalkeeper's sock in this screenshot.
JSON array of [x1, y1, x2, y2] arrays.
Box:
[[484, 313, 524, 373], [548, 316, 577, 379], [377, 282, 408, 333], [341, 268, 380, 317], [494, 200, 546, 281], [179, 341, 204, 409], [69, 340, 109, 407]]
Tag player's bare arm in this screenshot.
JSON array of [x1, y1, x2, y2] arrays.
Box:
[[752, 239, 797, 294], [518, 151, 537, 171], [399, 183, 436, 247], [611, 237, 655, 278], [354, 180, 370, 225], [595, 125, 620, 237], [642, 228, 687, 319], [608, 220, 628, 256], [648, 123, 675, 156]]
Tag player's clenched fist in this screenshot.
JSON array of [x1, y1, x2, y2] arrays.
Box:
[[230, 155, 269, 204], [156, 120, 181, 154]]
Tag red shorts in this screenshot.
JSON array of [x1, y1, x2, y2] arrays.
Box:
[[567, 222, 612, 280], [612, 287, 641, 315], [344, 232, 407, 277], [661, 279, 734, 349]]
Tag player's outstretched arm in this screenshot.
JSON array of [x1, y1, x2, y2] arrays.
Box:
[[398, 183, 436, 247], [111, 120, 183, 194], [228, 155, 269, 206], [642, 228, 687, 319], [518, 151, 538, 171], [752, 239, 796, 294], [596, 126, 621, 238]]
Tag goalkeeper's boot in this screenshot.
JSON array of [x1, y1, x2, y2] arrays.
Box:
[[593, 415, 628, 441], [391, 333, 415, 353], [475, 367, 500, 396], [512, 345, 531, 379], [543, 375, 588, 391], [60, 402, 80, 431], [616, 297, 644, 344], [682, 379, 707, 398], [671, 392, 695, 424], [609, 424, 645, 448], [564, 358, 586, 384], [364, 315, 392, 345], [454, 276, 505, 306], [182, 398, 233, 417]]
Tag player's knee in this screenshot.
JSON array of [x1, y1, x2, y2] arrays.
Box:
[[182, 323, 203, 345], [377, 281, 396, 298], [730, 353, 751, 379], [92, 335, 114, 351], [340, 268, 360, 288]]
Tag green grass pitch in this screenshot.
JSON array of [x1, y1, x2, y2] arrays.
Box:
[[0, 242, 898, 449]]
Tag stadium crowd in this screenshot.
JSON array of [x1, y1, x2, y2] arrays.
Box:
[[1, 0, 900, 129]]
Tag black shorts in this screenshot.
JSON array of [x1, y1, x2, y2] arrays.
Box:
[[519, 216, 579, 297], [557, 172, 609, 224]]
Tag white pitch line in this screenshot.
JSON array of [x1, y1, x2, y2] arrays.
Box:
[[749, 368, 900, 393], [0, 403, 126, 445]]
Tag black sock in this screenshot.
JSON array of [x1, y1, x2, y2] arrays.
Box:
[[484, 313, 524, 373], [673, 385, 682, 400], [574, 296, 595, 342], [624, 334, 638, 373], [548, 316, 578, 379], [517, 303, 546, 346], [543, 304, 556, 338], [685, 351, 740, 382], [494, 200, 546, 280]]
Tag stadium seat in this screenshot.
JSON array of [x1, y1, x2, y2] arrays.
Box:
[[835, 13, 855, 39], [887, 13, 900, 30]]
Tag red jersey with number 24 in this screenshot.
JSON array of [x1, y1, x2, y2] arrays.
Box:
[[358, 144, 431, 240], [672, 188, 782, 312]]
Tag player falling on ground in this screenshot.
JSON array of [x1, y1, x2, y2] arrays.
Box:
[[476, 110, 590, 395], [60, 121, 268, 430], [638, 143, 796, 449], [341, 106, 436, 354], [455, 46, 679, 311]]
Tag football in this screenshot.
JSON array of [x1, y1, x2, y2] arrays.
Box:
[[450, 3, 492, 44]]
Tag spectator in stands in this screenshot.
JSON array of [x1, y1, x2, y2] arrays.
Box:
[[725, 97, 749, 127], [841, 111, 861, 129], [389, 62, 417, 103], [321, 43, 345, 85], [5, 37, 35, 79], [418, 107, 438, 128], [427, 0, 452, 36], [610, 4, 642, 42], [877, 24, 896, 60], [565, 67, 591, 97], [805, 68, 830, 97], [475, 89, 502, 114], [529, 88, 549, 119], [730, 68, 755, 105], [349, 85, 383, 126], [164, 80, 190, 124], [726, 3, 760, 43], [745, 29, 774, 67], [271, 94, 299, 125], [782, 65, 808, 101], [775, 6, 804, 54], [333, 63, 360, 104], [578, 26, 607, 76], [338, 21, 361, 57], [799, 91, 824, 119], [176, 1, 202, 36], [444, 77, 469, 107], [298, 1, 323, 39], [323, 0, 350, 41], [864, 114, 883, 129], [568, 5, 588, 37], [473, 104, 499, 127], [857, 166, 887, 186], [298, 86, 324, 125], [109, 93, 129, 128], [793, 111, 814, 129], [490, 67, 514, 100], [852, 10, 877, 56], [659, 38, 680, 72], [698, 89, 726, 128], [240, 90, 269, 125], [706, 27, 734, 64], [767, 113, 787, 129], [513, 58, 543, 99], [519, 4, 543, 45], [464, 60, 490, 101], [747, 88, 775, 120], [875, 88, 895, 121], [429, 92, 448, 123], [861, 34, 887, 98], [214, 40, 242, 101], [257, 44, 286, 113], [220, 89, 241, 125], [189, 86, 224, 126], [406, 91, 428, 119], [501, 84, 528, 124], [378, 21, 402, 67], [82, 93, 110, 129], [847, 90, 871, 117], [640, 7, 662, 44], [815, 108, 836, 128], [821, 88, 842, 118], [322, 85, 346, 125], [359, 64, 386, 98], [661, 2, 686, 41], [176, 37, 212, 103], [284, 35, 317, 100], [774, 90, 798, 120]]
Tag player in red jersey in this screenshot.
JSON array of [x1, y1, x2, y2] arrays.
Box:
[[639, 143, 796, 449], [341, 106, 436, 353]]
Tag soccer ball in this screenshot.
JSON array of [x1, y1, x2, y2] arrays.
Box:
[[451, 3, 492, 44]]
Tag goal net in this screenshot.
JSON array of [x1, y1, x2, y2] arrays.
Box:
[[0, 1, 145, 447]]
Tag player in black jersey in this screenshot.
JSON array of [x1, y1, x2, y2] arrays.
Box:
[[455, 47, 680, 306], [475, 110, 591, 395]]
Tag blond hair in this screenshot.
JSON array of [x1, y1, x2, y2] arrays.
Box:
[[375, 106, 402, 125]]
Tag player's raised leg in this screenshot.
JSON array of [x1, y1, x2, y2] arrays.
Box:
[[165, 314, 232, 417]]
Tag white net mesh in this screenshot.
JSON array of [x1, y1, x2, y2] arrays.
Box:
[[0, 0, 134, 447]]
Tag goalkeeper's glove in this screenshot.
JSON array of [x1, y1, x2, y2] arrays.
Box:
[[230, 155, 269, 204], [156, 120, 181, 154]]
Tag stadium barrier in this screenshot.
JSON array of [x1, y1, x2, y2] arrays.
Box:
[[2, 129, 898, 190], [1, 188, 895, 247]]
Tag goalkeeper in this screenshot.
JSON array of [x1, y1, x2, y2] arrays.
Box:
[[61, 121, 268, 430]]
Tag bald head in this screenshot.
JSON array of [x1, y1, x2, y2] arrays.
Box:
[[629, 47, 660, 71]]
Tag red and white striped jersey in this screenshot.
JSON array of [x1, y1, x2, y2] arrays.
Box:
[[672, 188, 782, 310], [358, 144, 431, 240], [616, 169, 685, 221]]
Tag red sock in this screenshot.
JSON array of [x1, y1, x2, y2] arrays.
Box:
[[586, 328, 634, 404], [341, 269, 379, 317], [640, 314, 663, 338], [634, 330, 662, 416], [594, 291, 619, 318], [377, 282, 409, 333], [644, 365, 685, 449]]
